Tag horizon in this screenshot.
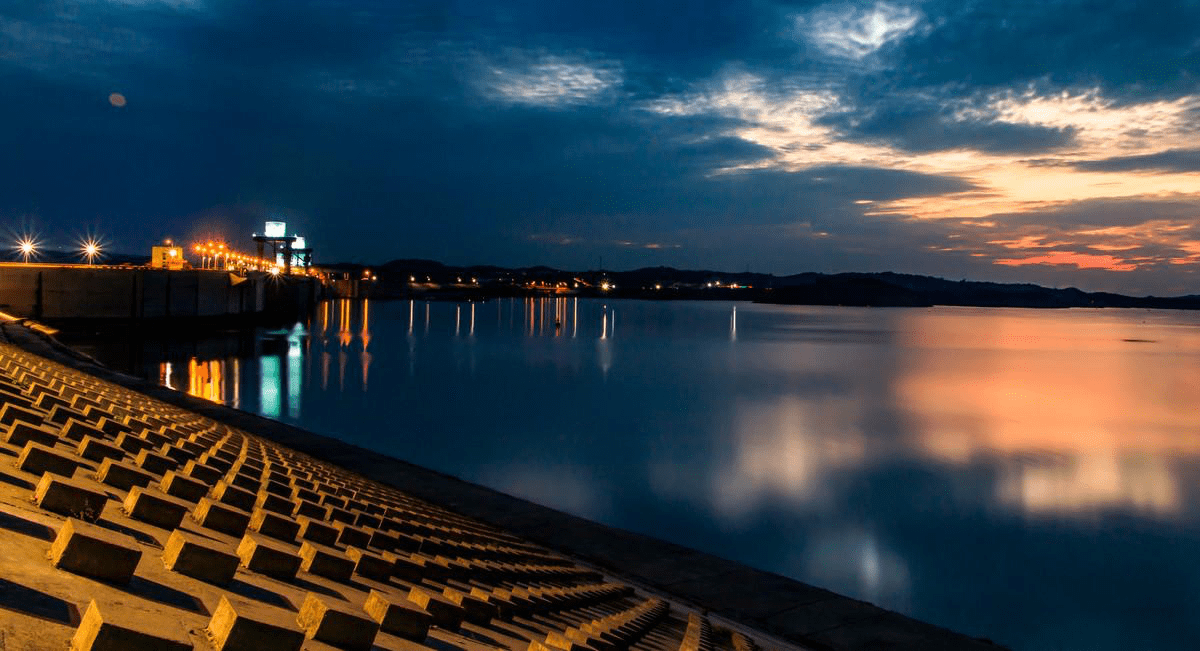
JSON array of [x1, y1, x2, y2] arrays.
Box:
[[2, 1, 1199, 295]]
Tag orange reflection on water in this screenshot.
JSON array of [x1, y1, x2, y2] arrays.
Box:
[[894, 310, 1200, 516], [182, 357, 224, 404]]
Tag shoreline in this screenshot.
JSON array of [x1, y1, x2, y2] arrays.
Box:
[[0, 316, 1009, 651]]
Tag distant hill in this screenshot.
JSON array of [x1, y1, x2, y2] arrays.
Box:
[[321, 259, 1200, 310]]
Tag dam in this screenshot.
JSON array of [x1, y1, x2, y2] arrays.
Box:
[[0, 263, 322, 322]]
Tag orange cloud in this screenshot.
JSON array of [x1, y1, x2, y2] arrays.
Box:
[[994, 251, 1139, 271]]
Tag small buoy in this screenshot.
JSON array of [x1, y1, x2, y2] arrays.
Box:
[[108, 93, 127, 108]]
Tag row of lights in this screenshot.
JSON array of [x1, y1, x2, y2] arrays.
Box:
[[13, 237, 103, 265], [192, 241, 280, 274]]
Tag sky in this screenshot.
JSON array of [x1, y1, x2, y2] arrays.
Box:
[[1, 1, 1199, 294]]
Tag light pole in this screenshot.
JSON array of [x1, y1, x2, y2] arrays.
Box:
[[81, 239, 101, 265], [15, 237, 37, 263]]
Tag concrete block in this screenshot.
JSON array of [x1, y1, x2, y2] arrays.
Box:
[[0, 390, 36, 413], [193, 498, 251, 537], [45, 404, 84, 426], [229, 471, 262, 492], [364, 589, 432, 640], [207, 596, 305, 651], [179, 438, 207, 456], [407, 586, 464, 630], [335, 523, 371, 549], [293, 500, 328, 520], [345, 547, 393, 582], [0, 403, 44, 428], [253, 491, 293, 517], [319, 494, 347, 509], [365, 529, 398, 552], [142, 428, 172, 447], [96, 458, 153, 491], [249, 508, 299, 543], [162, 530, 239, 586], [68, 395, 100, 413], [238, 458, 265, 474], [354, 511, 382, 529], [163, 444, 197, 466], [76, 436, 125, 463], [296, 592, 379, 650], [296, 516, 338, 546], [200, 452, 234, 474], [122, 486, 189, 529], [70, 600, 192, 651], [236, 533, 301, 581], [17, 442, 79, 477], [5, 421, 60, 448], [443, 587, 499, 624], [94, 417, 131, 439], [134, 449, 177, 476], [212, 480, 256, 512], [391, 533, 421, 553], [34, 473, 107, 521], [122, 416, 154, 433], [362, 502, 386, 516], [160, 470, 208, 503], [389, 552, 429, 582], [298, 541, 354, 582], [263, 479, 291, 497], [34, 392, 70, 413], [50, 518, 141, 584], [328, 507, 355, 524], [294, 487, 320, 503], [113, 431, 154, 455], [183, 459, 223, 484]]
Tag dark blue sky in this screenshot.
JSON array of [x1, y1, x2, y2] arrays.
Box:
[[2, 0, 1199, 293]]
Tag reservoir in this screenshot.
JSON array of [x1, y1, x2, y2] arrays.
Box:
[[65, 298, 1200, 651]]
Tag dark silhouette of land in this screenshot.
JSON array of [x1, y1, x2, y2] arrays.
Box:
[[327, 259, 1200, 310]]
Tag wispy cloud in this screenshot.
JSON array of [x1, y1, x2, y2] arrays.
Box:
[[481, 54, 622, 108], [797, 2, 923, 60]]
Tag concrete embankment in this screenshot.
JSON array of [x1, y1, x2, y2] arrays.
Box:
[[0, 318, 1009, 651], [0, 264, 320, 321]]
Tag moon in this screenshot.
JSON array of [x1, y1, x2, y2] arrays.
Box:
[[108, 93, 127, 108]]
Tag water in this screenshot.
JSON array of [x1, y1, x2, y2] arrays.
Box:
[[66, 299, 1200, 650]]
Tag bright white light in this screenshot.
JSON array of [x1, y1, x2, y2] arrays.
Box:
[[15, 237, 37, 263], [80, 238, 102, 264], [269, 266, 281, 276], [264, 221, 287, 238]]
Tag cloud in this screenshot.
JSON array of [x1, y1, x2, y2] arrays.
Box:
[[819, 101, 1079, 154], [1074, 149, 1200, 173], [102, 0, 204, 7], [893, 0, 1200, 99], [994, 251, 1139, 272], [797, 2, 923, 60], [481, 55, 623, 107], [2, 0, 1200, 294]]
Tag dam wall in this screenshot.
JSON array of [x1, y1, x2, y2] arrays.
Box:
[[0, 264, 321, 321]]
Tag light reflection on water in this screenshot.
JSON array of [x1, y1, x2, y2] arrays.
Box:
[[67, 299, 1200, 651]]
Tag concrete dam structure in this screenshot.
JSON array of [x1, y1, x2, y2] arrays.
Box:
[[0, 264, 321, 321]]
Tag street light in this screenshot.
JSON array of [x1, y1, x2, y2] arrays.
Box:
[[80, 239, 101, 265], [14, 237, 38, 263]]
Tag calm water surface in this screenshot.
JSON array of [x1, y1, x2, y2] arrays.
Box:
[[70, 299, 1200, 651]]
